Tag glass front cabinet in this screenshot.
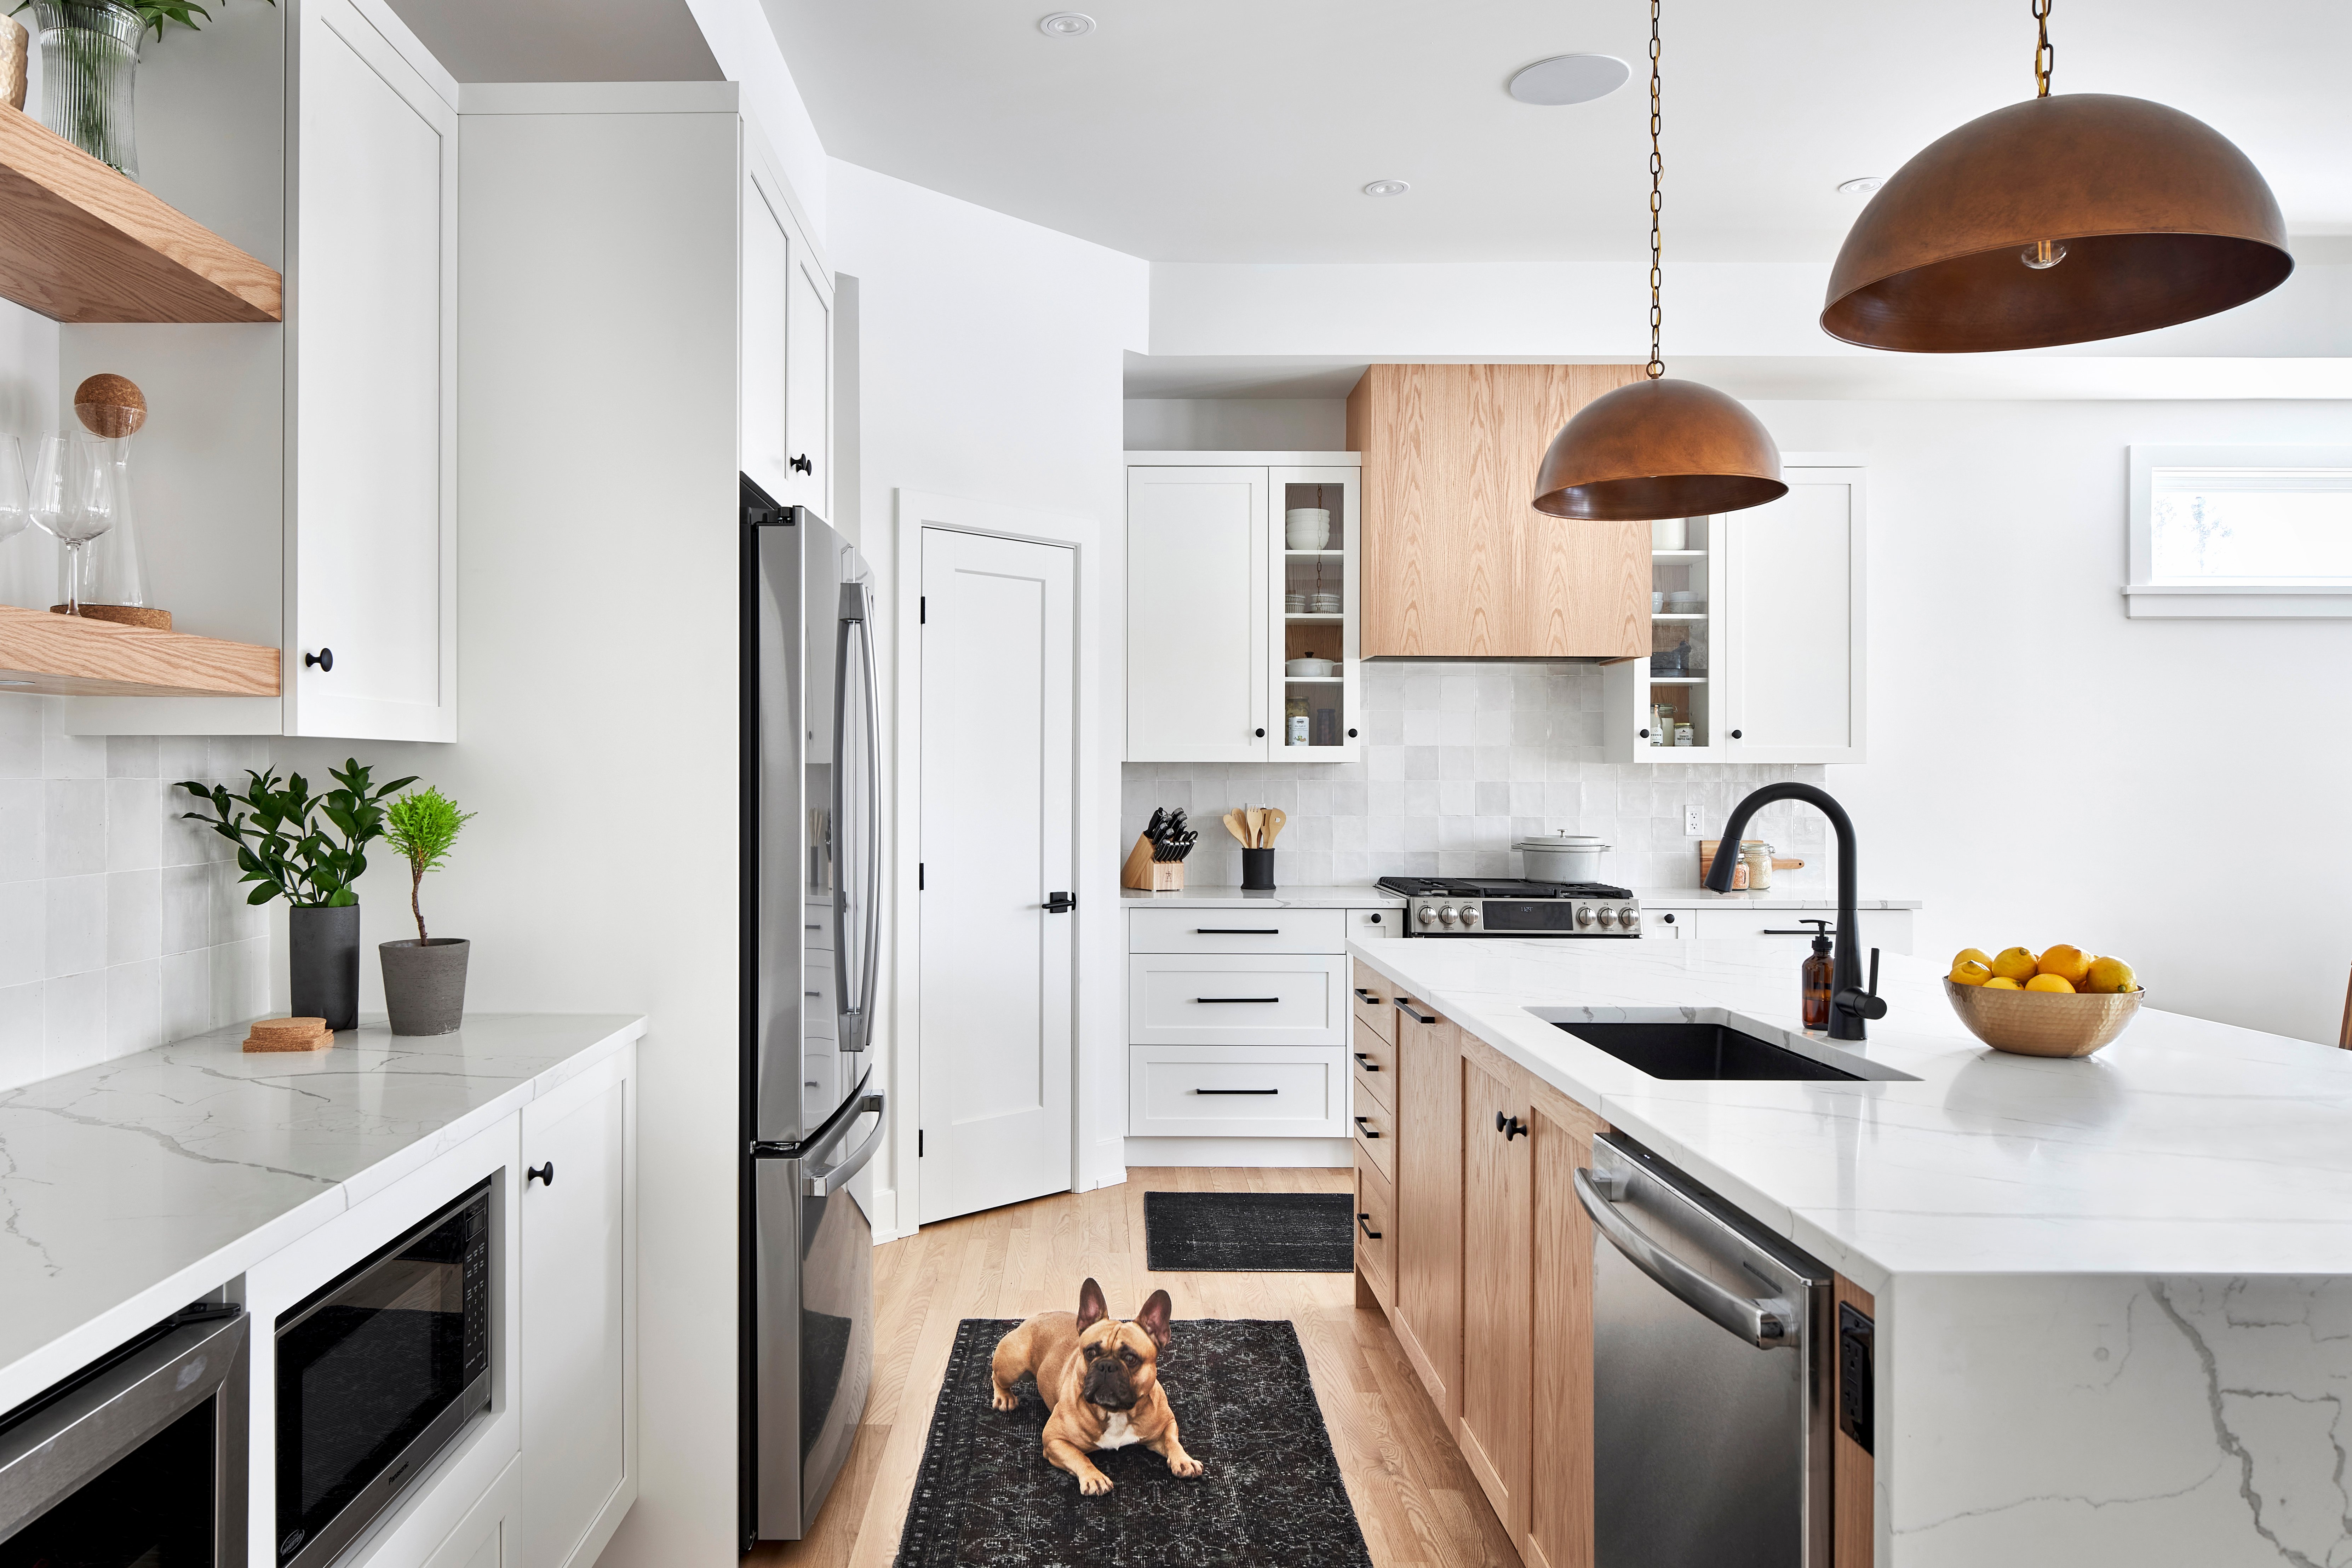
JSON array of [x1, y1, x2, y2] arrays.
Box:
[[1603, 459, 1866, 765], [1126, 453, 1363, 764]]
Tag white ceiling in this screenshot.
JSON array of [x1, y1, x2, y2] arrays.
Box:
[[382, 0, 719, 83], [760, 0, 2352, 264]]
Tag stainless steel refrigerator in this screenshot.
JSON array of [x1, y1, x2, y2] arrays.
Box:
[[740, 477, 886, 1547]]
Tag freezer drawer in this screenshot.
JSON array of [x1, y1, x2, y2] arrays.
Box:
[[1128, 906, 1346, 954], [1126, 1045, 1347, 1136], [1127, 953, 1347, 1046]]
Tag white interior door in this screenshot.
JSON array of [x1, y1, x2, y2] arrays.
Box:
[[918, 528, 1075, 1223]]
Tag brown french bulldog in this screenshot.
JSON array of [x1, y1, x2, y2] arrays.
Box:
[[989, 1277, 1204, 1495]]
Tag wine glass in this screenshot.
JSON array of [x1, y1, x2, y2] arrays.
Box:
[[29, 434, 115, 616], [0, 437, 25, 546]]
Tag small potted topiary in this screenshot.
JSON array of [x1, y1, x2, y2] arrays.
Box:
[[379, 786, 475, 1035]]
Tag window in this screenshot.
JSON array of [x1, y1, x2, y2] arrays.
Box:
[[2127, 446, 2352, 618]]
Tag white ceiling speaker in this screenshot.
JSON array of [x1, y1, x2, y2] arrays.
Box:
[[1037, 12, 1094, 36], [1507, 54, 1631, 107], [1361, 179, 1410, 198]]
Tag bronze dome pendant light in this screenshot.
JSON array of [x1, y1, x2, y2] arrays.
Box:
[[1822, 0, 2291, 353], [1532, 0, 1785, 521]]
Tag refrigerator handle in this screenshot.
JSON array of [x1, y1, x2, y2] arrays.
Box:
[[833, 582, 880, 1052], [804, 1093, 886, 1197]]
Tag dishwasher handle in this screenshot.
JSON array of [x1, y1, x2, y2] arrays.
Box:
[[1574, 1166, 1797, 1350]]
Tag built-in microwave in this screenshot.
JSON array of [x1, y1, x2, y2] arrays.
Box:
[[275, 1179, 491, 1568]]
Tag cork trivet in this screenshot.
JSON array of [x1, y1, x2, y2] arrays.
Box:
[[49, 604, 173, 630], [243, 1017, 332, 1052]]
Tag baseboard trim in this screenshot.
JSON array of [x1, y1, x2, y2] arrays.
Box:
[[1121, 1136, 1353, 1168]]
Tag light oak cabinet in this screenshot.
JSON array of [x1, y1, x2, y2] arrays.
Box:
[[1458, 1052, 1534, 1538], [1389, 986, 1463, 1424], [1346, 364, 1647, 659]]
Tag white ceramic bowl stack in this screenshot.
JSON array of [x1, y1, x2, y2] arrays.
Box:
[[1286, 508, 1332, 550]]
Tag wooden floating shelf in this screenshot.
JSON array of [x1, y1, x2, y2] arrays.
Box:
[[0, 605, 280, 696], [0, 104, 281, 323]]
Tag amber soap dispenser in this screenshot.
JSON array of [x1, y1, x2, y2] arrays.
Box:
[[1800, 919, 1835, 1032]]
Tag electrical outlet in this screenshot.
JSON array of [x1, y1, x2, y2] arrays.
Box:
[[1683, 805, 1703, 836]]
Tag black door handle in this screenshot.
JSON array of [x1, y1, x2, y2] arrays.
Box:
[[304, 648, 333, 671], [1352, 1051, 1381, 1072], [790, 453, 813, 475], [1044, 891, 1075, 913], [527, 1162, 555, 1186], [1358, 1213, 1382, 1239], [1195, 996, 1281, 1004], [1194, 1087, 1279, 1095], [1495, 1113, 1527, 1141], [1354, 1115, 1381, 1138]]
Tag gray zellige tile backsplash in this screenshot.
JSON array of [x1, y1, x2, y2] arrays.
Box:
[[1124, 662, 1834, 893]]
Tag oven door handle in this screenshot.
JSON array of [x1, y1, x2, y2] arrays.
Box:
[[1574, 1167, 1796, 1349]]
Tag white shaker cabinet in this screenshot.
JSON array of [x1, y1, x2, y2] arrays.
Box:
[[741, 139, 833, 515], [1125, 453, 1362, 764], [518, 1050, 638, 1568], [420, 1457, 519, 1568]]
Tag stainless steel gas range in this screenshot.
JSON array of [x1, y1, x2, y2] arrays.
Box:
[[1375, 876, 1643, 936]]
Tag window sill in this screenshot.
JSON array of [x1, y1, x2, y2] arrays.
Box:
[[2123, 584, 2352, 619]]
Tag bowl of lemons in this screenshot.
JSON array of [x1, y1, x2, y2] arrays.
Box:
[[1944, 944, 2144, 1057]]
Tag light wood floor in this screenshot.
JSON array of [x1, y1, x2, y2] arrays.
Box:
[[746, 1166, 1519, 1568]]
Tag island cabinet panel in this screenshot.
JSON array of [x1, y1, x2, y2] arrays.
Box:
[[1834, 1274, 1877, 1568], [1392, 993, 1464, 1425], [1526, 1086, 1607, 1568], [1348, 363, 1648, 659], [1354, 1143, 1395, 1308], [1458, 1052, 1534, 1540]]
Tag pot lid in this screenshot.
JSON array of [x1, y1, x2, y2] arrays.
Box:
[[1514, 833, 1609, 852]]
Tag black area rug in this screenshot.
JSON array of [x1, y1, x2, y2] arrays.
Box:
[[1143, 1191, 1354, 1273], [893, 1317, 1372, 1568]]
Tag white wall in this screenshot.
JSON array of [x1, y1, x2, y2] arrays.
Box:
[[827, 159, 1149, 1209], [1748, 398, 2352, 1044], [1124, 397, 1346, 452], [684, 0, 827, 243]]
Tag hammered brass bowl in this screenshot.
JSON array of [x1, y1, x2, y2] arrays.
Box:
[[1944, 978, 2145, 1058]]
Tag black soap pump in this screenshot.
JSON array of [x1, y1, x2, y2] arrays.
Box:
[[1800, 919, 1834, 1032]]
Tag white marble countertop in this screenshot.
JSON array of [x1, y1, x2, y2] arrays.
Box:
[[0, 1012, 645, 1411], [1347, 938, 2352, 1293], [1629, 888, 1921, 909], [1120, 885, 1402, 909]]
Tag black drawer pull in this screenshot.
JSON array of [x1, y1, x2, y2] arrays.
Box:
[[1197, 927, 1281, 935], [1195, 996, 1281, 1004], [1352, 1051, 1381, 1072], [1494, 1113, 1527, 1141], [1195, 1087, 1279, 1095], [1394, 996, 1438, 1024], [1353, 987, 1383, 1005], [1358, 1213, 1382, 1240], [1354, 1115, 1382, 1138]]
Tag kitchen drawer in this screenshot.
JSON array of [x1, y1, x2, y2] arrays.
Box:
[[1350, 960, 1397, 1045], [1128, 907, 1346, 955], [1128, 954, 1347, 1046], [1685, 907, 1914, 955], [1354, 1146, 1394, 1297], [1127, 1046, 1346, 1137], [1351, 1074, 1395, 1183], [1350, 1015, 1394, 1110], [1347, 907, 1400, 941], [1647, 909, 1684, 939]]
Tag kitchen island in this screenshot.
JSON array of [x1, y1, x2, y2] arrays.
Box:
[[1350, 936, 2352, 1568]]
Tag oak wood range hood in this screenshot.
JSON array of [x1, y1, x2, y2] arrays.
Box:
[[1347, 364, 1651, 661]]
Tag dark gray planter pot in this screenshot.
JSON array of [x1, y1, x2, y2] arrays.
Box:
[[289, 904, 362, 1030], [380, 938, 470, 1035]]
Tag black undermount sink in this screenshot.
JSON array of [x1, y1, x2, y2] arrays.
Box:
[[1556, 1020, 1864, 1082]]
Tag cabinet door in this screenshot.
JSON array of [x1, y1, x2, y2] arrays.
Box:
[[424, 1455, 520, 1568], [1725, 467, 1866, 763], [520, 1053, 637, 1568], [1392, 997, 1462, 1423], [1526, 1098, 1604, 1568], [1458, 1054, 1532, 1540], [1269, 464, 1361, 761], [1127, 466, 1269, 761], [740, 164, 791, 502], [292, 0, 457, 741], [785, 250, 833, 513]]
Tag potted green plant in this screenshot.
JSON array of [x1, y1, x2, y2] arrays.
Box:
[[178, 758, 413, 1031], [17, 0, 271, 177], [379, 786, 474, 1036]]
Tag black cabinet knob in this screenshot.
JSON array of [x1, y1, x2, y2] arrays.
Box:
[[527, 1162, 555, 1186], [1254, 727, 1266, 737], [1731, 728, 1743, 739], [790, 453, 813, 475], [1495, 1112, 1527, 1141], [1637, 727, 1649, 739], [305, 648, 333, 671], [1661, 912, 1676, 924], [1347, 727, 1358, 738]]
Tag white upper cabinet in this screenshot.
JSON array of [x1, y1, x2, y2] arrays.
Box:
[[740, 142, 832, 516], [1125, 454, 1362, 764], [785, 248, 832, 514], [1604, 459, 1866, 765]]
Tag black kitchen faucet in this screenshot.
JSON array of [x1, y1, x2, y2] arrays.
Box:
[[1706, 783, 1887, 1041]]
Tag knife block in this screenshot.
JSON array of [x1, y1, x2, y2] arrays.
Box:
[[1121, 833, 1183, 891]]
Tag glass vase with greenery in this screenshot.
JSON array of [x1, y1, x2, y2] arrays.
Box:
[[18, 0, 272, 178]]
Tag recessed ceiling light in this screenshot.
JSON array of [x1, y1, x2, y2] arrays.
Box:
[[1507, 54, 1630, 107], [1837, 176, 1885, 195], [1037, 11, 1093, 36], [1362, 179, 1410, 198]]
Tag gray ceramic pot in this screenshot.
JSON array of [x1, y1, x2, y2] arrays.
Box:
[[289, 903, 361, 1030], [380, 938, 471, 1036]]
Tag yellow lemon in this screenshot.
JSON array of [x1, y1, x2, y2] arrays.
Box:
[[2037, 944, 2093, 987], [2024, 973, 2076, 993], [1949, 959, 1994, 987], [1983, 977, 2024, 990], [1989, 946, 2040, 982], [1953, 947, 1994, 971], [2084, 956, 2137, 994]]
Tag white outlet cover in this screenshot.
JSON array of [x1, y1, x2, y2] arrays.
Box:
[[1684, 805, 1703, 836]]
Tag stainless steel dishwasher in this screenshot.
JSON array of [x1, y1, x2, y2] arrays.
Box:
[[1576, 1132, 1835, 1568]]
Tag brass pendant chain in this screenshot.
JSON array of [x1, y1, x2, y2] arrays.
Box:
[[2032, 0, 2054, 96], [1645, 0, 1663, 379]]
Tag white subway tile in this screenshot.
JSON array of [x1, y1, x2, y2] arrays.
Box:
[[45, 874, 105, 977], [209, 938, 270, 1029], [0, 883, 39, 987], [106, 777, 161, 871], [40, 703, 104, 781], [106, 870, 161, 965], [161, 864, 211, 954], [106, 736, 158, 779], [106, 959, 160, 1054], [161, 949, 209, 1040], [43, 779, 104, 877], [0, 778, 39, 882], [0, 980, 41, 1092], [41, 970, 106, 1076], [0, 697, 40, 779]]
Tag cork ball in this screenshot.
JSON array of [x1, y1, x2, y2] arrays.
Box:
[[73, 373, 146, 438]]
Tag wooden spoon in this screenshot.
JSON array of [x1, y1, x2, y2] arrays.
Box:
[[1223, 810, 1249, 846], [1262, 807, 1286, 845], [1245, 806, 1263, 848]]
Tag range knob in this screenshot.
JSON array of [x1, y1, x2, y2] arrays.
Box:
[[1575, 904, 1595, 928], [1438, 904, 1459, 927], [1417, 903, 1438, 927], [1618, 907, 1641, 930], [1459, 904, 1480, 927], [1596, 906, 1618, 927]]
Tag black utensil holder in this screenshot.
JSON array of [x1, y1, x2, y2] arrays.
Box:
[[1241, 848, 1276, 890]]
